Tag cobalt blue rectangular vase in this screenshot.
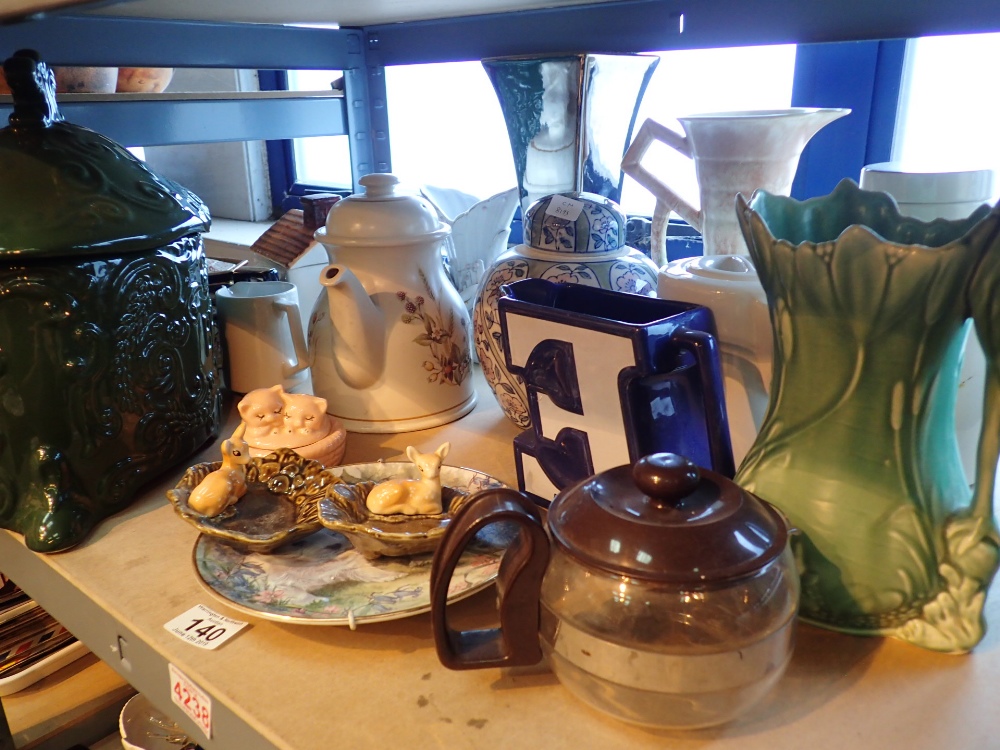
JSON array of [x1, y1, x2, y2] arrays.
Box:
[[498, 278, 734, 504]]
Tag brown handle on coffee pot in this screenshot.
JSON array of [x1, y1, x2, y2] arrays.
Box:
[[430, 487, 550, 669]]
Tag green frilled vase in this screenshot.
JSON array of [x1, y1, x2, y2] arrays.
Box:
[[735, 179, 1000, 653]]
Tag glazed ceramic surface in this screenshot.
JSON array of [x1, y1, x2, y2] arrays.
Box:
[[859, 162, 996, 487], [116, 67, 173, 93], [119, 693, 195, 750], [475, 192, 658, 428], [118, 693, 197, 750], [319, 461, 506, 558], [185, 424, 252, 517], [483, 53, 658, 214], [622, 108, 849, 264], [194, 526, 507, 626], [658, 254, 772, 467], [735, 179, 1000, 653], [168, 449, 335, 553], [309, 173, 476, 433], [0, 51, 221, 552], [498, 278, 733, 503], [442, 187, 519, 313]]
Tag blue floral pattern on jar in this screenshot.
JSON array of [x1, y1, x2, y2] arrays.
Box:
[[524, 191, 626, 254], [474, 191, 660, 429]]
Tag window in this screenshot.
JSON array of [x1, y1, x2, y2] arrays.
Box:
[[284, 47, 796, 216], [270, 41, 915, 222], [385, 61, 515, 202], [285, 69, 352, 190], [391, 47, 797, 217]]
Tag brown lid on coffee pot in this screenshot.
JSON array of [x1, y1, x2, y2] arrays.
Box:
[[547, 453, 789, 584]]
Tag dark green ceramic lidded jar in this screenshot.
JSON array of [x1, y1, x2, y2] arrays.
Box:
[[0, 49, 222, 552]]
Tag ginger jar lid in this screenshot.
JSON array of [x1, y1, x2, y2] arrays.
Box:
[[523, 191, 626, 254], [549, 453, 789, 584], [315, 173, 450, 247], [0, 50, 210, 258]]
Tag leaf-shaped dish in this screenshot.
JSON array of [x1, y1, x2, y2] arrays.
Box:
[[168, 448, 339, 553], [318, 462, 505, 558]]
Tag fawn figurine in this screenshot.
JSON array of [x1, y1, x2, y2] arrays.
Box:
[[188, 424, 252, 517], [366, 443, 450, 515]]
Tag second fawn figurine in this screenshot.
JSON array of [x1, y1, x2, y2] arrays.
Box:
[[188, 424, 252, 517], [366, 443, 450, 515]]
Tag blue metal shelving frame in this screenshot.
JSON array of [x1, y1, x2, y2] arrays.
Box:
[[0, 17, 360, 148]]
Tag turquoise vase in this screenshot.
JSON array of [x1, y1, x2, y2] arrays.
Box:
[[734, 179, 1000, 653]]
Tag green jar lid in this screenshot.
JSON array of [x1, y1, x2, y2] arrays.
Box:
[[0, 49, 210, 258]]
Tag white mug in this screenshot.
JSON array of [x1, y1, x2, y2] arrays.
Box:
[[215, 281, 310, 394]]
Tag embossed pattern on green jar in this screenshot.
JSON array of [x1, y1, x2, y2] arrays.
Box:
[[735, 179, 1000, 653], [0, 236, 222, 552]]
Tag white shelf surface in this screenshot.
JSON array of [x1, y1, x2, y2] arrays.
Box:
[[0, 372, 998, 749]]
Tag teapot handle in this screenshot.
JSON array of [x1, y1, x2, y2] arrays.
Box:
[[673, 326, 737, 478], [430, 488, 550, 670]]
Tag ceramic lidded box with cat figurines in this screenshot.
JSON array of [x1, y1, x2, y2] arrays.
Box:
[[0, 50, 221, 552], [237, 385, 347, 467]]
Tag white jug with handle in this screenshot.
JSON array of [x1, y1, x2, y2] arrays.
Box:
[[622, 108, 850, 264]]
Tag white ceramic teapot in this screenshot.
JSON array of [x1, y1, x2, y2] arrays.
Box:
[[658, 254, 772, 468], [308, 174, 477, 433]]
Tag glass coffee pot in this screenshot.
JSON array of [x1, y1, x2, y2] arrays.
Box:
[[430, 453, 799, 729]]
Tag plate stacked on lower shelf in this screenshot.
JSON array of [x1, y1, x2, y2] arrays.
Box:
[[0, 573, 87, 696]]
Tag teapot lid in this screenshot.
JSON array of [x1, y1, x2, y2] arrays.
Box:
[[315, 173, 449, 247], [0, 50, 210, 258], [549, 453, 788, 584]]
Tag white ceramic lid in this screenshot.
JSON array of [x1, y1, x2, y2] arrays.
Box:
[[315, 173, 449, 247], [860, 162, 995, 205], [660, 253, 761, 287]]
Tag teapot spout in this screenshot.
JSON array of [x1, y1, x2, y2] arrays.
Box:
[[321, 264, 386, 390]]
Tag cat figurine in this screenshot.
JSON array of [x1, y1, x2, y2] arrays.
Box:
[[237, 385, 346, 466]]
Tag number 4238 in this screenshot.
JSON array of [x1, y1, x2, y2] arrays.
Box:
[[168, 663, 213, 738]]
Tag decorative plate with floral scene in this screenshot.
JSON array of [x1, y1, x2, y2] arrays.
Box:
[[193, 524, 510, 626]]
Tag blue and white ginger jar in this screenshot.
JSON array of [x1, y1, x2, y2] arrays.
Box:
[[473, 191, 659, 428]]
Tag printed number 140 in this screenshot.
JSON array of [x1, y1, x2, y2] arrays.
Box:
[[185, 618, 226, 642]]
